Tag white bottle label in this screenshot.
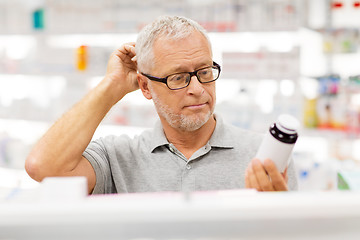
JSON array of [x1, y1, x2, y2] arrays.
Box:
[[255, 131, 295, 172]]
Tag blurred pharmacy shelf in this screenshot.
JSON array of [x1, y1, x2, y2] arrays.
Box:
[[0, 0, 305, 34]]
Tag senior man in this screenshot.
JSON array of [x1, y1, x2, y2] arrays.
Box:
[[25, 16, 297, 194]]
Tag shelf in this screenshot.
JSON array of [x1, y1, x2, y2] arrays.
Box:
[[2, 190, 360, 239]]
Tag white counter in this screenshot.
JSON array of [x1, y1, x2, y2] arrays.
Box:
[[1, 189, 360, 240]]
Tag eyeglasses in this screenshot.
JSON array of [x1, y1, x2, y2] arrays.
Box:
[[141, 61, 221, 90]]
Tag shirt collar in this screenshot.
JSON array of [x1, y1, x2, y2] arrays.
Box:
[[149, 114, 234, 153], [149, 121, 170, 152], [208, 114, 234, 149]]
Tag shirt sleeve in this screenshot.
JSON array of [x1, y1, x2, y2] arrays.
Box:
[[82, 137, 115, 194]]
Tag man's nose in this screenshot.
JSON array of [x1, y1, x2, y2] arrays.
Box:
[[186, 75, 204, 95]]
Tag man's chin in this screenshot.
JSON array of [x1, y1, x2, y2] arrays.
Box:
[[176, 112, 212, 132]]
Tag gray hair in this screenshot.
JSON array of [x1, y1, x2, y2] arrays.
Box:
[[135, 16, 211, 73]]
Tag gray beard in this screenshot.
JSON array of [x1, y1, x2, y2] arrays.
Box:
[[149, 85, 213, 132]]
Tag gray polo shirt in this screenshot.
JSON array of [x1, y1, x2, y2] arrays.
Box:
[[83, 116, 298, 194]]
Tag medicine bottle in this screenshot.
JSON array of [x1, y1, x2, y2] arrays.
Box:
[[255, 114, 299, 172]]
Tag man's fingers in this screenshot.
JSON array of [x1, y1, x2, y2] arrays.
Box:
[[245, 159, 289, 192], [246, 166, 261, 190], [123, 44, 136, 55], [117, 43, 136, 62], [252, 159, 274, 191], [282, 168, 289, 183], [263, 159, 288, 191]]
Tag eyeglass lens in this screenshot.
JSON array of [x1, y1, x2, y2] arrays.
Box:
[[167, 66, 219, 89]]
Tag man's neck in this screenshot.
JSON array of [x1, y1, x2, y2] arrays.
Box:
[[161, 115, 217, 159]]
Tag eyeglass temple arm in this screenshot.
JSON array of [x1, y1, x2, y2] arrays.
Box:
[[141, 73, 167, 84]]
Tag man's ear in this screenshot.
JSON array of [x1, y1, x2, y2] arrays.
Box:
[[137, 73, 152, 100]]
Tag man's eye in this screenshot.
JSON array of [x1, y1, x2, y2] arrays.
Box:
[[199, 69, 210, 77], [170, 74, 186, 82], [175, 76, 183, 81]]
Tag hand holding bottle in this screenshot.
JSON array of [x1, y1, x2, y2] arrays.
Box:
[[245, 158, 288, 191]]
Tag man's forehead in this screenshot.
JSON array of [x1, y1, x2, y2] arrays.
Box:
[[166, 61, 212, 72], [151, 32, 212, 73]]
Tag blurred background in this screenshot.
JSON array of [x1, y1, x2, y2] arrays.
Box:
[[1, 0, 360, 191]]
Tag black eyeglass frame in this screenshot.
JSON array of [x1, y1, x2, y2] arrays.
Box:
[[141, 61, 221, 90]]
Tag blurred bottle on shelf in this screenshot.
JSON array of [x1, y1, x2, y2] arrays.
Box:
[[303, 98, 319, 128], [33, 8, 45, 30], [76, 45, 88, 71]]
